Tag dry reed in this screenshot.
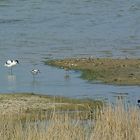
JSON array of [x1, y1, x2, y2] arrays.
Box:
[[0, 103, 139, 140]]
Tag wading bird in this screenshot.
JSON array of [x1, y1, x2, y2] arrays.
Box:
[[138, 100, 140, 108], [31, 69, 40, 79], [4, 60, 19, 74]]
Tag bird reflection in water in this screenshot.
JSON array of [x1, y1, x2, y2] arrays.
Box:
[[7, 74, 16, 82], [31, 78, 40, 93], [7, 74, 16, 91]]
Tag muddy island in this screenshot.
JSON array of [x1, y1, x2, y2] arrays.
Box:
[[45, 58, 140, 85]]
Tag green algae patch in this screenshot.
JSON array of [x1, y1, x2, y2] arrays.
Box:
[[45, 58, 140, 85], [0, 93, 103, 120]]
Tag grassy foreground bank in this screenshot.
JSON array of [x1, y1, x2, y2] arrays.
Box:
[[45, 58, 140, 85], [0, 93, 103, 120], [0, 93, 139, 140]]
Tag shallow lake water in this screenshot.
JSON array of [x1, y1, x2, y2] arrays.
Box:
[[0, 0, 140, 104]]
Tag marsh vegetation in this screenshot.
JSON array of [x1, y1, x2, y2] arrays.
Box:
[[0, 94, 139, 140]]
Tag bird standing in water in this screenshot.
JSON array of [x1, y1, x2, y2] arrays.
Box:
[[4, 60, 19, 74], [64, 68, 70, 79], [31, 69, 40, 79], [138, 100, 140, 108]]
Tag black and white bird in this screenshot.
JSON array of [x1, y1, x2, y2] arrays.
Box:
[[138, 100, 140, 108], [4, 60, 19, 74], [31, 69, 40, 78]]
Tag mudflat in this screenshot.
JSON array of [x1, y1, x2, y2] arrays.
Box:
[[46, 58, 140, 85]]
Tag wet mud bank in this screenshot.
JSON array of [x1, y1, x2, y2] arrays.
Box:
[[45, 58, 140, 85]]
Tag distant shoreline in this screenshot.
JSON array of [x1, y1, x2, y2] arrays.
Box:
[[45, 58, 140, 85]]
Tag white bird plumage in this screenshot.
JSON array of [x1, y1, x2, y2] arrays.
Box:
[[31, 69, 40, 75], [4, 60, 19, 74]]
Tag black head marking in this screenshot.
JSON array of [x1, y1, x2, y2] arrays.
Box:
[[15, 60, 19, 63]]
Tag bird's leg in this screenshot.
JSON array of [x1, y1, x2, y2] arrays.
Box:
[[33, 74, 35, 81], [64, 68, 70, 79], [10, 67, 13, 75]]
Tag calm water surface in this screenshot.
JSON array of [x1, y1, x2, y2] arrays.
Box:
[[0, 0, 140, 103]]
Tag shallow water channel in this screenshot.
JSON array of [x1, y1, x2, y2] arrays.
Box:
[[0, 0, 140, 104]]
